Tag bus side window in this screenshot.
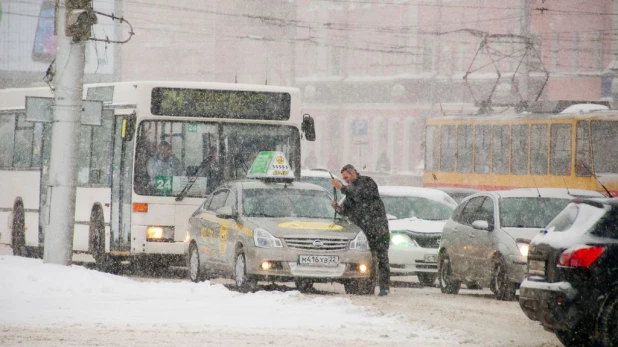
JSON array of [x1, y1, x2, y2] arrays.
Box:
[[0, 115, 16, 168], [457, 125, 473, 174], [575, 121, 591, 176], [550, 124, 572, 176], [474, 125, 491, 174], [530, 124, 548, 175], [511, 125, 529, 175]]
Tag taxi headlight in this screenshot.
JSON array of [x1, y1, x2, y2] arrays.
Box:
[[253, 228, 283, 248], [517, 242, 529, 257], [390, 233, 419, 247], [350, 232, 369, 251]]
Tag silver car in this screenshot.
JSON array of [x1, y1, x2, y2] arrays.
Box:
[[438, 190, 576, 300], [379, 186, 457, 286], [184, 180, 373, 294]]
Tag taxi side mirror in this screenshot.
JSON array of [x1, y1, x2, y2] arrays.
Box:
[[471, 220, 491, 231], [216, 206, 238, 219]]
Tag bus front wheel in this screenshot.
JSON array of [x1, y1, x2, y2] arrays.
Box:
[[89, 207, 117, 273]]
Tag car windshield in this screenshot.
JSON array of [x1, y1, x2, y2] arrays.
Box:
[[499, 197, 572, 228], [243, 188, 335, 219], [299, 176, 331, 192], [381, 196, 455, 220]]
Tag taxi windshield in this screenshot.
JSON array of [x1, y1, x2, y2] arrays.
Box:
[[243, 188, 335, 219]]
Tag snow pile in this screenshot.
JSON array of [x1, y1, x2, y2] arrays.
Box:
[[0, 255, 462, 344]]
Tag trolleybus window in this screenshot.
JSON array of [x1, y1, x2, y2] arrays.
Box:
[[474, 125, 491, 174], [592, 121, 618, 174], [511, 125, 528, 175], [457, 125, 473, 173], [530, 124, 548, 175], [550, 124, 571, 176]]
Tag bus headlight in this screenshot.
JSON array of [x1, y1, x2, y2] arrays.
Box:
[[147, 226, 175, 242]]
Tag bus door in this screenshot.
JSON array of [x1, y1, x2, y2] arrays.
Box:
[[109, 111, 136, 254], [38, 121, 53, 248]]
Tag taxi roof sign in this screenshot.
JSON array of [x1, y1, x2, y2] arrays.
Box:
[[247, 151, 295, 180]]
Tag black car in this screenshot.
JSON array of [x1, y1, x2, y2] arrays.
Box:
[[519, 198, 618, 347]]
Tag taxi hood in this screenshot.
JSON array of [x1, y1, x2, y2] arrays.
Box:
[[502, 227, 544, 242], [250, 217, 362, 239], [388, 218, 446, 234]]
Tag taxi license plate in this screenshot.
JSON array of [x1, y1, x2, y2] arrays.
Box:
[[299, 255, 339, 267], [424, 254, 437, 262], [528, 260, 546, 276]]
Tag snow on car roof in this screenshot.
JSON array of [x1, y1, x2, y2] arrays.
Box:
[[379, 186, 457, 206], [301, 169, 334, 178], [509, 188, 606, 198], [491, 189, 576, 199], [237, 179, 326, 191]]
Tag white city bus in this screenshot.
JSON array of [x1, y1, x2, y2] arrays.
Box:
[[0, 81, 315, 271]]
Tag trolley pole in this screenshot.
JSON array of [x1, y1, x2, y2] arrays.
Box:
[[44, 0, 96, 265]]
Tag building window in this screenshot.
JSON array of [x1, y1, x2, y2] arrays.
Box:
[[423, 40, 433, 72], [572, 32, 580, 72], [552, 33, 560, 70]]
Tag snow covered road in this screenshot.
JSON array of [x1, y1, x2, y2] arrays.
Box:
[[0, 245, 561, 346]]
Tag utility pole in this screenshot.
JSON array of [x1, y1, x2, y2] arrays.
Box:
[[520, 0, 531, 100], [44, 0, 97, 265]]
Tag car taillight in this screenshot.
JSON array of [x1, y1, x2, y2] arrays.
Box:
[[557, 245, 605, 268]]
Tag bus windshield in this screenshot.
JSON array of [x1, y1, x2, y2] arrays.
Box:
[[134, 121, 300, 197]]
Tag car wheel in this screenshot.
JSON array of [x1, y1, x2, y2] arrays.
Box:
[[554, 328, 593, 347], [188, 243, 207, 283], [438, 253, 461, 294], [11, 202, 27, 257], [492, 259, 516, 301], [417, 273, 437, 287], [466, 281, 482, 290], [344, 278, 374, 295], [294, 279, 314, 294], [599, 295, 618, 347], [235, 252, 257, 293]]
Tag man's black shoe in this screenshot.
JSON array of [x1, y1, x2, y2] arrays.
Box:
[[378, 289, 389, 296]]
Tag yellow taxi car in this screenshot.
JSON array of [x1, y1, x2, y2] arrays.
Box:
[[184, 152, 373, 294]]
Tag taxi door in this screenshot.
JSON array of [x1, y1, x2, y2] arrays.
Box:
[[200, 189, 228, 265]]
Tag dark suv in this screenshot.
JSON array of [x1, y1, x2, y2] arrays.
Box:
[[519, 198, 618, 347]]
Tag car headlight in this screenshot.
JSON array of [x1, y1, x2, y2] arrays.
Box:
[[390, 233, 419, 247], [253, 228, 283, 248], [350, 231, 369, 250], [517, 242, 529, 257]]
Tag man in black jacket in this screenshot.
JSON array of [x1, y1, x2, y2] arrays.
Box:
[[331, 164, 390, 296]]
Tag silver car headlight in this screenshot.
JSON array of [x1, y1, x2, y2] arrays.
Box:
[[350, 231, 369, 250], [253, 228, 283, 248], [390, 232, 419, 248], [517, 242, 529, 257]]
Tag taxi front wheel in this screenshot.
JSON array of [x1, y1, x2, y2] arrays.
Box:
[[295, 279, 314, 294], [188, 243, 207, 283], [235, 252, 257, 293]]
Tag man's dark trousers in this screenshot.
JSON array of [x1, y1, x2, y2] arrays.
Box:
[[369, 232, 390, 291]]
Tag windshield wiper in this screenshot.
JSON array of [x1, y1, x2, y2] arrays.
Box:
[[175, 160, 208, 201]]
